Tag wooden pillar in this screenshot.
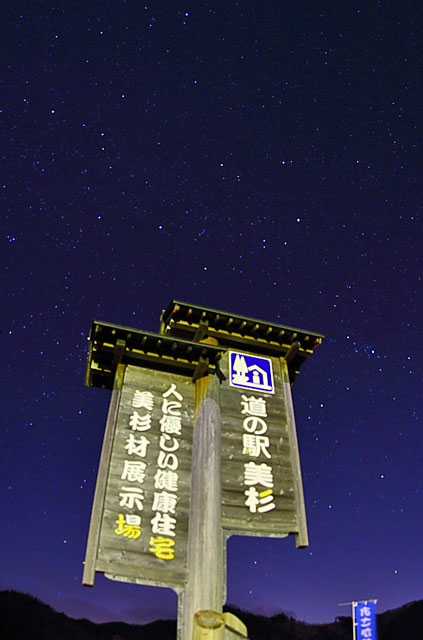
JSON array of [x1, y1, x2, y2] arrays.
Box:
[[180, 342, 223, 640]]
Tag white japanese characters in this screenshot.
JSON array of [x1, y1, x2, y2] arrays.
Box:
[[114, 390, 155, 540], [356, 604, 375, 640], [113, 381, 186, 561], [240, 394, 276, 514], [149, 383, 184, 553]]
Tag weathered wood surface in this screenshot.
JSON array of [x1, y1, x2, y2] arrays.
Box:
[[83, 364, 124, 586], [181, 373, 223, 640], [223, 612, 248, 639], [193, 611, 225, 640], [219, 351, 308, 543], [280, 358, 309, 547], [88, 365, 195, 588]]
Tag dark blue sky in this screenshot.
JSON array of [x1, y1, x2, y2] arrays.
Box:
[[2, 0, 422, 626]]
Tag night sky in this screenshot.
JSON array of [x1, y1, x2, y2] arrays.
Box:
[[2, 0, 422, 627]]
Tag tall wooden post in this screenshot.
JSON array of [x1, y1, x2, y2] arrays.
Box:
[[180, 354, 223, 640]]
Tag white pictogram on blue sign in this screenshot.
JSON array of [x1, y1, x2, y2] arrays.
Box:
[[229, 352, 275, 394]]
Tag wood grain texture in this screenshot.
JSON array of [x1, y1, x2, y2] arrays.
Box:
[[219, 351, 307, 543], [280, 359, 309, 548], [181, 373, 224, 640], [89, 365, 195, 588], [83, 364, 124, 586]]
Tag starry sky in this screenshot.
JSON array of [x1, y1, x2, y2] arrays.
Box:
[[2, 0, 422, 627]]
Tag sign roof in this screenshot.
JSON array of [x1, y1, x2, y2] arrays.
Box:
[[86, 321, 226, 390], [161, 301, 324, 383]]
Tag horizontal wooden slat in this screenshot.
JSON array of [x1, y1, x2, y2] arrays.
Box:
[[96, 554, 186, 585]]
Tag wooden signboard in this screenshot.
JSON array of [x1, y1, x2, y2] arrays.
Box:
[[219, 351, 308, 547], [83, 364, 195, 588]]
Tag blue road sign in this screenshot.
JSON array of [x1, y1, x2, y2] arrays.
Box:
[[354, 601, 377, 640], [229, 351, 275, 394]]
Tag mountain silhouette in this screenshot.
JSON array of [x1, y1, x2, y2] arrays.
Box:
[[1, 590, 422, 640]]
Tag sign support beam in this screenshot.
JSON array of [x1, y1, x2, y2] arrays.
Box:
[[83, 364, 124, 586], [281, 358, 308, 548], [180, 363, 223, 640]]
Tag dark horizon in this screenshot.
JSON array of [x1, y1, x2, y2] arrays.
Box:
[[2, 587, 422, 625]]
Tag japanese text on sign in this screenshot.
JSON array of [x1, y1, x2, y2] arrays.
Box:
[[354, 601, 377, 640], [113, 383, 186, 561], [240, 394, 276, 513]]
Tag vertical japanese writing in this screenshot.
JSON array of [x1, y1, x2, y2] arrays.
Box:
[[114, 390, 154, 541], [149, 383, 183, 560], [94, 366, 194, 587], [110, 380, 187, 562], [355, 603, 376, 640], [241, 394, 276, 514]]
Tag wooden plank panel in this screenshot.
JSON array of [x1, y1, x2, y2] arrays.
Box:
[[83, 364, 124, 586], [222, 510, 297, 535], [222, 478, 296, 496], [96, 555, 186, 584], [88, 365, 195, 588], [280, 359, 309, 548], [220, 351, 308, 544]]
